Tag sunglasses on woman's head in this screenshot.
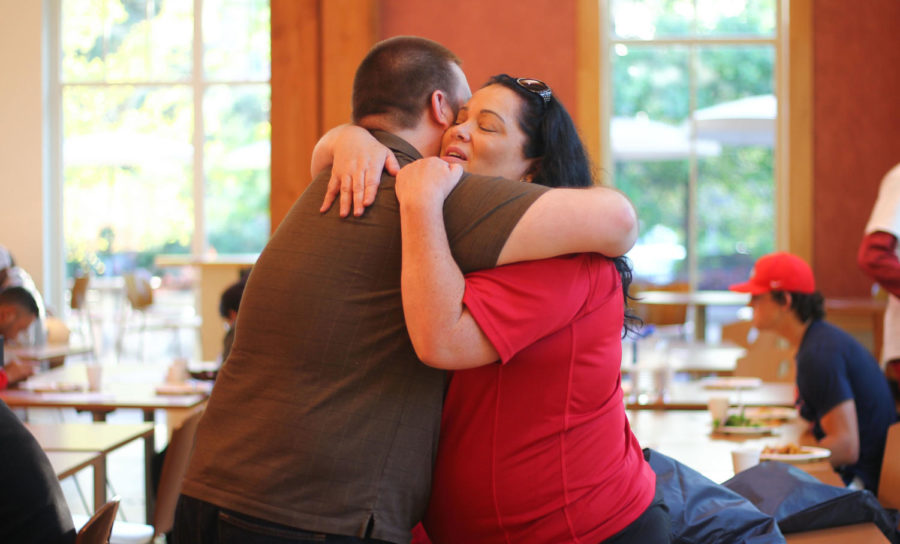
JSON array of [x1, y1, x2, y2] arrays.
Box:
[[515, 78, 552, 105]]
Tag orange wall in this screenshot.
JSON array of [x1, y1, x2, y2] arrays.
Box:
[[378, 0, 578, 115], [813, 1, 900, 296]]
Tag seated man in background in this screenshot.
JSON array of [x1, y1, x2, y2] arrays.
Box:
[[0, 286, 39, 389], [218, 275, 247, 362], [730, 252, 897, 492], [0, 245, 47, 346]]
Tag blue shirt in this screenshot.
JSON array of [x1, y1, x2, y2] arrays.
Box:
[[796, 320, 897, 491]]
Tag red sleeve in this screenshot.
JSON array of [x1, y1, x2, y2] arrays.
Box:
[[0, 369, 8, 390], [463, 255, 617, 363], [857, 231, 900, 297]]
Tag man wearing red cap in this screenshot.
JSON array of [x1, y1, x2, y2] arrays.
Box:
[[730, 252, 897, 492]]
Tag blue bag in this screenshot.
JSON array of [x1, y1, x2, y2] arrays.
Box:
[[645, 448, 785, 543], [722, 461, 900, 543]]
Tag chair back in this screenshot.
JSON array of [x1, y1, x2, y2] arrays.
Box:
[[734, 346, 796, 383], [153, 407, 204, 535], [635, 282, 690, 327], [71, 275, 90, 311], [123, 271, 154, 310], [75, 498, 120, 544], [721, 320, 754, 348], [878, 421, 900, 509]]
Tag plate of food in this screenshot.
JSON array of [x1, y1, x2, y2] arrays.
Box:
[[715, 413, 776, 435], [702, 376, 763, 390], [760, 444, 830, 462], [741, 406, 798, 421]]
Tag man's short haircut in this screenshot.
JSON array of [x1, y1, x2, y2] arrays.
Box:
[[352, 36, 463, 129], [0, 286, 39, 317]]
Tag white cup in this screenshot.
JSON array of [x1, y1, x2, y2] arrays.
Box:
[[167, 358, 189, 384], [708, 396, 730, 427], [732, 447, 761, 474], [85, 364, 103, 391]]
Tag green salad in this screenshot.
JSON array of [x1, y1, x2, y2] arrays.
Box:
[[723, 413, 761, 427]]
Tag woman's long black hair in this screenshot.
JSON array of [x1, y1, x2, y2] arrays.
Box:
[[485, 74, 640, 337]]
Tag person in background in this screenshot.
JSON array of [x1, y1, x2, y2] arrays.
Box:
[[0, 286, 39, 389], [0, 399, 76, 544], [218, 275, 247, 362], [730, 252, 897, 492], [175, 36, 636, 544], [0, 244, 47, 346], [857, 162, 900, 404]]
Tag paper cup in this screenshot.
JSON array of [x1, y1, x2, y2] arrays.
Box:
[[732, 447, 761, 474], [708, 396, 730, 426], [85, 364, 103, 391]]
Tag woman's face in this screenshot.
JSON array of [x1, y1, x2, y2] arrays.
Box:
[[440, 84, 534, 181]]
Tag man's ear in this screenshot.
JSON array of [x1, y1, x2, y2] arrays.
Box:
[[429, 90, 455, 130]]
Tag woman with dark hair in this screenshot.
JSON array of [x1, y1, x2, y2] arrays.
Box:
[[317, 75, 667, 543]]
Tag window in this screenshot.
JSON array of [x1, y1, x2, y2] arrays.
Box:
[[56, 0, 271, 279], [604, 0, 780, 290]]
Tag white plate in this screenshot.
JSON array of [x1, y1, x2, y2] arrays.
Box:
[[741, 406, 797, 420], [761, 446, 831, 462], [717, 424, 776, 435], [702, 377, 763, 390]]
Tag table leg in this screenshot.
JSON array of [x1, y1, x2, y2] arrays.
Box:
[[694, 304, 708, 341], [144, 433, 155, 522], [94, 455, 107, 513]]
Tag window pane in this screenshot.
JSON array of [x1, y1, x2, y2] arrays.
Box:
[[618, 160, 690, 284], [204, 0, 271, 81], [611, 45, 690, 121], [610, 0, 694, 39], [696, 0, 776, 37], [204, 84, 271, 254], [61, 0, 192, 83], [693, 45, 775, 288], [63, 86, 193, 276]]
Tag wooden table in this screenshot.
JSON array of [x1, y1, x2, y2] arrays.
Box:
[[28, 422, 155, 520], [8, 342, 94, 362], [46, 451, 105, 513], [627, 409, 838, 485], [625, 379, 796, 411], [1, 362, 210, 422], [155, 253, 257, 360], [636, 290, 749, 340], [622, 340, 742, 377]]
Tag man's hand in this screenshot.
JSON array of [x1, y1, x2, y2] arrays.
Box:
[[4, 359, 34, 385], [315, 125, 400, 217], [395, 158, 464, 212]]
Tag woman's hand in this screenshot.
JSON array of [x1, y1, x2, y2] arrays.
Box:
[[395, 158, 464, 211], [313, 124, 400, 217]]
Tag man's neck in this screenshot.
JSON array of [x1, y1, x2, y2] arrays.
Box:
[[776, 316, 811, 348], [358, 116, 441, 158]]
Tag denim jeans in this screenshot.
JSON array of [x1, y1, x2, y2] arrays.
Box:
[[173, 494, 392, 544]]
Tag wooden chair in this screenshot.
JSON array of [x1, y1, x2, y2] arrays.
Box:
[[634, 282, 690, 337], [117, 270, 200, 361], [878, 421, 900, 510], [69, 275, 98, 358], [734, 346, 796, 383], [75, 498, 120, 544]]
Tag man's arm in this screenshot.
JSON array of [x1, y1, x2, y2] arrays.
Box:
[[496, 185, 638, 265], [857, 230, 900, 298], [397, 159, 499, 369], [799, 399, 860, 468], [311, 124, 399, 217]]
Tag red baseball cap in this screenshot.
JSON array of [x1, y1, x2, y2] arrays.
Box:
[[729, 252, 816, 295]]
